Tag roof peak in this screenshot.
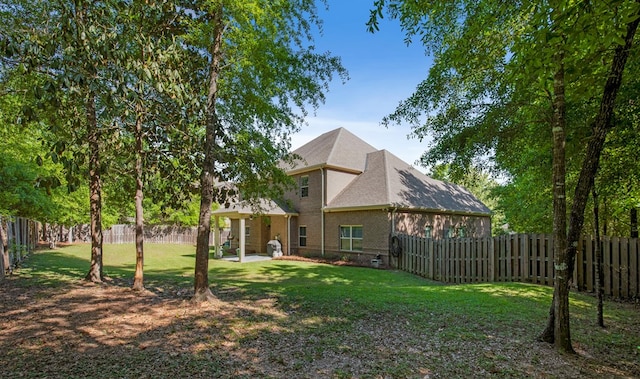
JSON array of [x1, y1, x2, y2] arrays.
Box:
[[289, 127, 377, 173]]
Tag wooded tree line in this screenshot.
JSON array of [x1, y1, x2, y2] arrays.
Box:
[[0, 0, 346, 295], [368, 0, 640, 354]]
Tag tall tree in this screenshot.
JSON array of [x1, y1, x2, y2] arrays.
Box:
[[1, 0, 127, 282], [111, 0, 194, 291], [368, 0, 640, 352], [185, 0, 346, 302]]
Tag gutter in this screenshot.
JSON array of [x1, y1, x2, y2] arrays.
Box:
[[323, 204, 491, 217]]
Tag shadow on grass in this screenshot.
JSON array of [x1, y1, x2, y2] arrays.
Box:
[[2, 246, 639, 378]]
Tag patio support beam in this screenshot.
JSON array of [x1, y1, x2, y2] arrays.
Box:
[[239, 217, 246, 263], [214, 216, 220, 258]]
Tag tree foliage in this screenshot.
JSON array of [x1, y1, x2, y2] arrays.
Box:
[[185, 0, 347, 301], [369, 0, 640, 353]]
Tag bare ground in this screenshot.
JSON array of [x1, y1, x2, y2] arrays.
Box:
[[1, 271, 638, 378]]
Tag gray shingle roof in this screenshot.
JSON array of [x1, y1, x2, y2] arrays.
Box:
[[326, 149, 491, 215], [213, 198, 298, 217], [286, 127, 377, 174]]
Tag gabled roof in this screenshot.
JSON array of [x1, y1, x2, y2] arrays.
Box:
[[286, 127, 377, 174], [326, 149, 491, 215]]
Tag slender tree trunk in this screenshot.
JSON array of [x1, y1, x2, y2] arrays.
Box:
[[7, 218, 15, 270], [550, 51, 574, 353], [593, 187, 605, 327], [0, 217, 5, 281], [85, 91, 104, 282], [193, 8, 224, 302], [132, 104, 145, 291], [631, 208, 638, 238], [539, 10, 639, 350]]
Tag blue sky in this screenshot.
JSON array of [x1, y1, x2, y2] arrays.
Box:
[[290, 0, 434, 172]]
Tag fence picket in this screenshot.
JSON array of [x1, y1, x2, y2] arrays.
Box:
[[586, 237, 594, 292], [612, 237, 621, 298], [621, 238, 629, 298]]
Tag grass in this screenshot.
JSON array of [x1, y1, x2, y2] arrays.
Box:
[[2, 243, 639, 378]]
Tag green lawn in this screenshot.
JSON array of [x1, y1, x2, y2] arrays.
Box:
[[2, 243, 639, 378]]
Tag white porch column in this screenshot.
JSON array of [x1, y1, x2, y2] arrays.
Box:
[[213, 216, 220, 258], [286, 215, 291, 255], [239, 217, 246, 263]]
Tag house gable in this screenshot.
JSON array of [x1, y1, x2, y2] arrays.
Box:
[[286, 127, 377, 175]]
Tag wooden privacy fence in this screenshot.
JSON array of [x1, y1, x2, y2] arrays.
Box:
[[102, 224, 216, 245], [396, 233, 640, 300], [1, 216, 40, 278]]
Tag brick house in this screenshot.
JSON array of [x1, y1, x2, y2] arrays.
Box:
[[213, 127, 491, 265]]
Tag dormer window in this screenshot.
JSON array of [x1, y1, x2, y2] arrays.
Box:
[[300, 175, 309, 198]]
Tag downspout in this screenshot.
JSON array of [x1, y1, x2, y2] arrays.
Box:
[[321, 167, 325, 257], [391, 207, 397, 268], [391, 207, 397, 235]]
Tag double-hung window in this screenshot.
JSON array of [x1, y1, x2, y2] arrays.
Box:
[[424, 226, 433, 239], [340, 225, 363, 251], [300, 175, 309, 198], [299, 226, 307, 247]]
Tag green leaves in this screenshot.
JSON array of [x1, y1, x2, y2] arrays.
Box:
[[370, 0, 640, 234]]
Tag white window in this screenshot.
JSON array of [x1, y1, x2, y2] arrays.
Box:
[[457, 226, 467, 238], [340, 225, 363, 252], [300, 175, 309, 197], [245, 226, 250, 237], [424, 226, 432, 239], [299, 226, 307, 247]]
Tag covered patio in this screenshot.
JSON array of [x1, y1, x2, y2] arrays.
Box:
[[212, 198, 298, 263]]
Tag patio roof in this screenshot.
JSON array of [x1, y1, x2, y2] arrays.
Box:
[[213, 198, 298, 218]]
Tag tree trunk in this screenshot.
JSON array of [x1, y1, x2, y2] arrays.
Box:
[[7, 218, 15, 270], [85, 91, 104, 282], [593, 187, 605, 327], [0, 217, 5, 281], [631, 208, 638, 238], [539, 10, 639, 350], [132, 104, 145, 291], [549, 51, 574, 353], [193, 8, 224, 303]]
